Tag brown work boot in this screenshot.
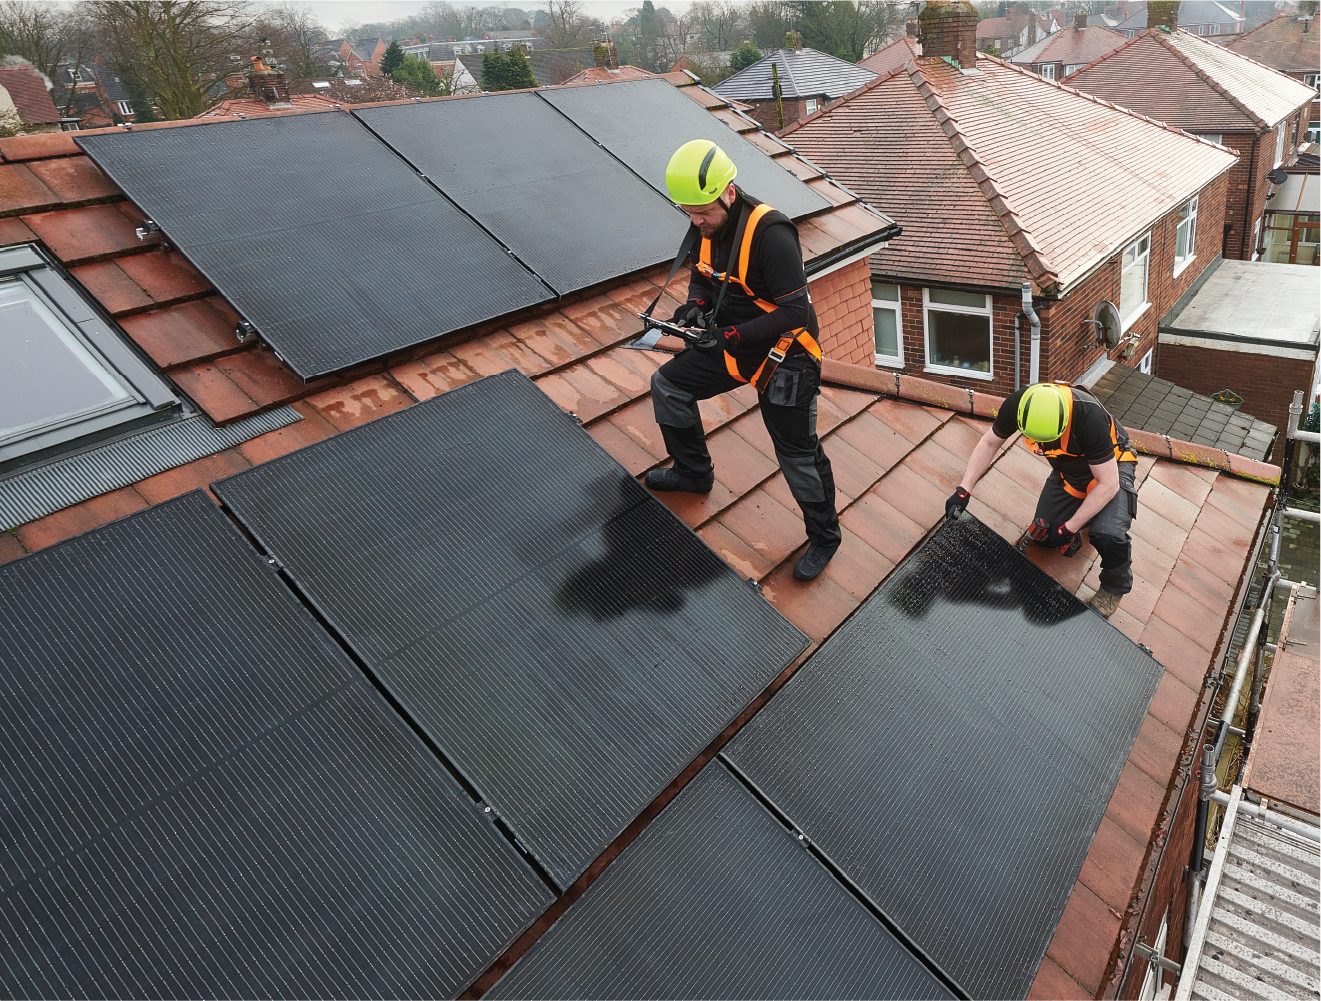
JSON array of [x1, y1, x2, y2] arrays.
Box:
[[1088, 590, 1122, 618]]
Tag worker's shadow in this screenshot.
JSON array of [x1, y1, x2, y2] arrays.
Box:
[[554, 473, 723, 622]]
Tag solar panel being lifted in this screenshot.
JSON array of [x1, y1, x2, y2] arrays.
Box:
[[0, 491, 553, 1000], [76, 114, 552, 381], [212, 370, 808, 891], [723, 515, 1164, 1000], [488, 761, 955, 1001], [537, 79, 831, 220], [355, 94, 689, 294]]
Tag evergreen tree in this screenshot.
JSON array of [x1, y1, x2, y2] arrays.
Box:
[[729, 41, 762, 74], [481, 49, 508, 90], [392, 54, 443, 96], [380, 39, 405, 78], [503, 45, 538, 89]]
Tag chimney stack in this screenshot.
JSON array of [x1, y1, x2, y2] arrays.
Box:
[[593, 39, 619, 69], [248, 55, 291, 108], [1147, 0, 1180, 30], [1075, 11, 1088, 29], [919, 1, 979, 70], [784, 30, 804, 51], [906, 17, 921, 37], [1299, 0, 1318, 15]]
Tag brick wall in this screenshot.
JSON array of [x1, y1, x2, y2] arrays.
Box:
[[1220, 119, 1298, 260], [1156, 342, 1314, 461], [809, 258, 875, 366], [879, 172, 1229, 395], [743, 96, 822, 133]]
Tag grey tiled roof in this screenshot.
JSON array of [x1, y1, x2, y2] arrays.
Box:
[[1090, 363, 1278, 459], [712, 48, 876, 101]]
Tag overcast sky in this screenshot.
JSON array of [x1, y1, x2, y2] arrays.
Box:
[[296, 1, 649, 33]]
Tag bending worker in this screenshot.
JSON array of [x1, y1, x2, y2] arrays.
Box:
[[647, 139, 840, 582], [946, 382, 1139, 617]]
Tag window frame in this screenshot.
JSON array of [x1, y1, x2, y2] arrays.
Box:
[[1210, 22, 1220, 34], [922, 287, 995, 381], [1274, 123, 1286, 167], [1039, 63, 1056, 81], [804, 98, 819, 114], [1200, 132, 1223, 145], [116, 100, 133, 116], [871, 281, 904, 370], [1304, 73, 1320, 94], [1137, 348, 1153, 374], [1119, 231, 1151, 330], [1173, 194, 1198, 275]]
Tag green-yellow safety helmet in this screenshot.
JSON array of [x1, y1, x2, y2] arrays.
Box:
[[1017, 383, 1070, 442], [665, 139, 737, 206]]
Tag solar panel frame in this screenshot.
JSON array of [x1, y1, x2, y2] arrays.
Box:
[[212, 370, 809, 891], [723, 515, 1164, 1000], [0, 491, 553, 999], [76, 113, 554, 381], [354, 95, 690, 294], [536, 79, 832, 221], [488, 760, 956, 1000]]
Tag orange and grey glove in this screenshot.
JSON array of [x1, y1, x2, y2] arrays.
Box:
[[1028, 517, 1075, 549]]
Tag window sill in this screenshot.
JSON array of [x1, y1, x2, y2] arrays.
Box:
[[874, 355, 904, 370], [1172, 254, 1196, 278], [923, 363, 994, 381], [1120, 300, 1151, 334]]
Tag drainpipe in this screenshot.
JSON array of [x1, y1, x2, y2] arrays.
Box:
[[1022, 282, 1041, 384], [1184, 744, 1218, 947], [1240, 130, 1260, 259], [1014, 311, 1023, 390]]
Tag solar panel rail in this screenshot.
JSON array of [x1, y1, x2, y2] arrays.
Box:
[[0, 491, 553, 1000], [723, 514, 1165, 1000], [76, 113, 554, 382], [211, 369, 809, 892], [354, 94, 689, 295]]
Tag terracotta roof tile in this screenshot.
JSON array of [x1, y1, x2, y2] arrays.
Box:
[[0, 531, 24, 566], [69, 259, 155, 314], [1078, 815, 1148, 912], [1225, 13, 1320, 74], [0, 65, 60, 124], [214, 350, 309, 408], [1147, 671, 1200, 734], [169, 362, 260, 423], [116, 249, 212, 303], [759, 556, 859, 642], [22, 201, 147, 264], [857, 36, 921, 77], [120, 298, 243, 369], [237, 400, 337, 465], [306, 374, 413, 431], [134, 449, 251, 505], [25, 155, 120, 204], [652, 473, 740, 528], [1127, 711, 1186, 788], [15, 485, 149, 553], [1045, 882, 1123, 994], [1011, 24, 1128, 67], [696, 520, 778, 580], [0, 130, 81, 162], [0, 215, 36, 246], [390, 350, 480, 401], [0, 162, 60, 215], [586, 418, 661, 477], [1028, 955, 1092, 1001]]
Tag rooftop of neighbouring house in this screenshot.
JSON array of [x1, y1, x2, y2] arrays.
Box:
[[561, 65, 674, 85], [711, 46, 878, 102], [1064, 26, 1317, 130], [1224, 11, 1321, 73], [856, 35, 921, 76], [780, 53, 1236, 293], [1161, 258, 1321, 349], [0, 64, 61, 125], [1010, 22, 1129, 65], [195, 92, 340, 118], [0, 71, 1286, 1001]]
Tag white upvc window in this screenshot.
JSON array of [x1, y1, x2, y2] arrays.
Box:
[[1120, 232, 1151, 328], [117, 100, 132, 116], [1200, 132, 1223, 145], [1210, 22, 1221, 33], [871, 281, 904, 369], [1274, 123, 1286, 166], [1197, 23, 1206, 34], [1064, 63, 1086, 74], [1039, 63, 1056, 80], [1309, 121, 1321, 145], [923, 287, 993, 379], [1138, 348, 1153, 374], [1173, 195, 1198, 274], [1306, 73, 1320, 94], [805, 98, 818, 114]]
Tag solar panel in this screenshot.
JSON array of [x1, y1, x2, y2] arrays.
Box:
[[489, 761, 954, 1000], [212, 370, 808, 890], [355, 95, 689, 294], [537, 79, 831, 220], [0, 491, 553, 1000], [76, 114, 552, 381], [723, 515, 1164, 1000]]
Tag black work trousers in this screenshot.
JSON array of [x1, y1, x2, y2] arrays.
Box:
[[650, 348, 841, 549], [1031, 461, 1138, 595]]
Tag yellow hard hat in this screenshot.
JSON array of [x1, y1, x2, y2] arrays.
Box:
[[1017, 383, 1070, 442], [665, 139, 737, 206]]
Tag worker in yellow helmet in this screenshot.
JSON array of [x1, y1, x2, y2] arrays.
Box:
[[647, 139, 840, 582], [946, 382, 1139, 617]]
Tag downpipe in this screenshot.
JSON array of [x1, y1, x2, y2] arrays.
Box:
[[1014, 311, 1022, 391], [1022, 282, 1040, 385], [1184, 744, 1219, 947]]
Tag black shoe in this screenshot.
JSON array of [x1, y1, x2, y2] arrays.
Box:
[[645, 467, 714, 494], [793, 542, 839, 581]]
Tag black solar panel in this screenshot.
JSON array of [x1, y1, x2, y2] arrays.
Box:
[[0, 491, 552, 1000], [723, 515, 1164, 1000], [537, 79, 831, 220], [489, 761, 954, 1000], [355, 95, 689, 294], [76, 114, 552, 381], [212, 371, 807, 890]]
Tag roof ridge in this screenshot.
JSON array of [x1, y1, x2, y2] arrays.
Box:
[[777, 49, 801, 98], [906, 59, 1060, 292], [778, 59, 912, 138], [1227, 11, 1288, 43], [1185, 22, 1321, 98], [1151, 28, 1269, 129]]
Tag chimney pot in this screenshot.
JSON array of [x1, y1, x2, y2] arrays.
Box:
[[1146, 1, 1180, 30], [248, 55, 290, 108], [1075, 11, 1088, 29], [918, 1, 979, 70], [906, 17, 921, 37]]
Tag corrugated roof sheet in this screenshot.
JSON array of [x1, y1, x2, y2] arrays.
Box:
[[713, 47, 877, 101], [1225, 14, 1321, 74]]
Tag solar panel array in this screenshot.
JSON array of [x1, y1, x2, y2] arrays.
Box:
[[213, 370, 808, 890], [77, 114, 554, 381], [0, 492, 553, 1000], [724, 515, 1164, 1000], [355, 95, 689, 294], [488, 761, 955, 1001]]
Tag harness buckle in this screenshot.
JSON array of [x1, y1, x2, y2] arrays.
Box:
[[768, 345, 788, 364]]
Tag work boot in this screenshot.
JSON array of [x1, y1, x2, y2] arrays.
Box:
[[793, 542, 839, 582], [1088, 589, 1122, 618], [645, 466, 714, 494]]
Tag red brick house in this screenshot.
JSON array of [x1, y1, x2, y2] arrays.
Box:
[[343, 38, 387, 76], [710, 39, 877, 132], [1064, 15, 1316, 260], [1224, 10, 1321, 144], [781, 1, 1236, 401], [1010, 12, 1128, 81]]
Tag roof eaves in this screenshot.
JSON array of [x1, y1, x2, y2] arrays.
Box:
[[909, 59, 1061, 294], [1154, 28, 1271, 130]]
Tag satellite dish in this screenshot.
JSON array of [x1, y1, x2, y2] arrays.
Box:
[[1267, 167, 1289, 185], [1092, 299, 1122, 348]]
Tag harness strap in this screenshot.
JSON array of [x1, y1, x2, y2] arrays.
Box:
[[643, 223, 700, 321]]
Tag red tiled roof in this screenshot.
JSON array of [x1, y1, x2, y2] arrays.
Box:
[[977, 13, 1028, 39], [195, 93, 340, 118], [1011, 24, 1129, 66], [0, 65, 60, 125], [783, 55, 1236, 293], [562, 65, 663, 85], [1225, 13, 1321, 76], [1066, 27, 1317, 131], [856, 36, 920, 77]]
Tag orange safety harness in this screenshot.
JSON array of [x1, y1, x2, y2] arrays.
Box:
[[1026, 383, 1138, 499], [696, 202, 822, 393]]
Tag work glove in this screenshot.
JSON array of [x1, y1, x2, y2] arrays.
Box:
[[694, 325, 739, 359], [671, 300, 708, 327], [945, 487, 970, 521], [1028, 517, 1075, 549]]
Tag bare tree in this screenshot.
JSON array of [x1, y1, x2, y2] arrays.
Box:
[[688, 0, 741, 51], [0, 0, 94, 111], [745, 0, 794, 50], [258, 2, 326, 78], [89, 1, 253, 119], [537, 0, 593, 48]]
